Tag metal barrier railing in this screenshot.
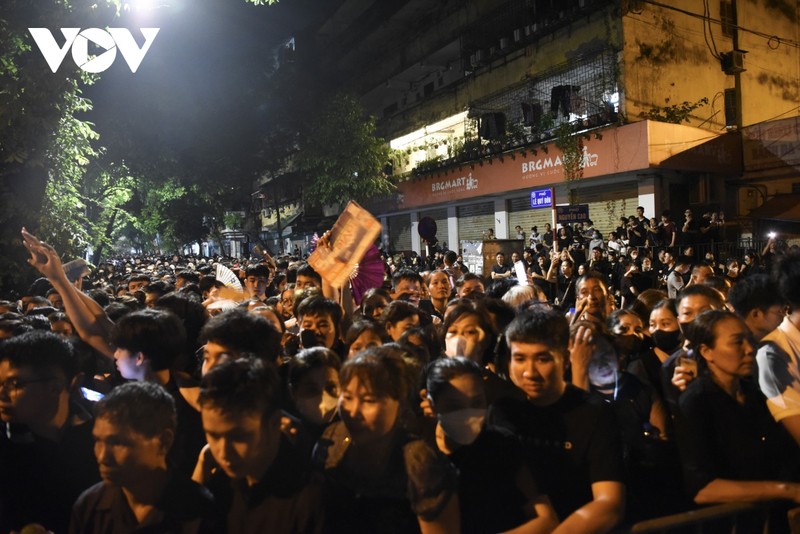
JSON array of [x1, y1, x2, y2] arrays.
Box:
[[629, 239, 771, 262], [625, 503, 762, 533], [622, 502, 800, 533]]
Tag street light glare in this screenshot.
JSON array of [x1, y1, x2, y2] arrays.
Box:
[[124, 0, 169, 12]]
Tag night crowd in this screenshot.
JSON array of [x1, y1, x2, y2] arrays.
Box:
[[1, 206, 799, 533]]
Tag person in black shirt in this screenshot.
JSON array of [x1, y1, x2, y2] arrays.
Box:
[[627, 215, 646, 249], [556, 227, 572, 251], [542, 223, 554, 252], [315, 346, 460, 534], [71, 382, 215, 533], [426, 357, 558, 533], [588, 247, 609, 278], [681, 209, 699, 247], [491, 252, 512, 280], [0, 331, 100, 534], [546, 254, 576, 310], [111, 309, 206, 479], [676, 310, 800, 509], [197, 358, 324, 534], [490, 309, 626, 533]]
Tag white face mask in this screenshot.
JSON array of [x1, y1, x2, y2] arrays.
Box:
[[438, 408, 486, 445], [444, 334, 467, 358], [444, 328, 485, 362], [295, 391, 338, 426]]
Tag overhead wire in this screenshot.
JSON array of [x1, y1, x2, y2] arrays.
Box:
[[702, 0, 721, 60], [640, 0, 800, 50]]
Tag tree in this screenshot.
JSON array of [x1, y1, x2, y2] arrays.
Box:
[[42, 159, 137, 263], [0, 0, 119, 293], [640, 97, 709, 124], [295, 93, 394, 207]]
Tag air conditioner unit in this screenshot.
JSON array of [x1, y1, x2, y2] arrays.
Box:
[[500, 37, 510, 50], [513, 29, 522, 42], [721, 50, 746, 74]]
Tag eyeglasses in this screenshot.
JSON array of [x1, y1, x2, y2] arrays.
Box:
[[0, 376, 56, 395]]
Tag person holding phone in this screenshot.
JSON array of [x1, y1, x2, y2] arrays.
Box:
[[296, 296, 347, 359], [665, 285, 726, 414]]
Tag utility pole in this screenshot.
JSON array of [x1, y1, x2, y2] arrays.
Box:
[[731, 0, 743, 129]]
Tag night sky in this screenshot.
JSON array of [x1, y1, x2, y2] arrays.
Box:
[[80, 0, 322, 155]]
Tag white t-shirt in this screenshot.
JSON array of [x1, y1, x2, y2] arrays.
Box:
[[758, 317, 800, 422]]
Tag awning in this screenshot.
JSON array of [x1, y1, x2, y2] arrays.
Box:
[[748, 194, 800, 222], [748, 194, 800, 238], [656, 128, 742, 174]]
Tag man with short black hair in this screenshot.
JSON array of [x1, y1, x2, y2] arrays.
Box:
[[127, 274, 151, 294], [666, 256, 692, 298], [491, 252, 512, 280], [70, 382, 215, 533], [198, 309, 283, 374], [491, 310, 626, 533], [45, 288, 64, 311], [143, 281, 172, 308], [244, 264, 272, 302], [0, 331, 99, 533], [727, 275, 785, 341], [443, 250, 463, 286], [295, 263, 322, 292], [391, 269, 423, 306], [455, 273, 485, 299], [688, 262, 714, 287], [296, 296, 346, 357], [197, 359, 323, 533], [111, 309, 204, 478], [664, 284, 727, 410], [175, 270, 200, 290]]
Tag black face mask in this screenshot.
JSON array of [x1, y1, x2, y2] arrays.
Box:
[[652, 329, 682, 353], [613, 334, 644, 355]]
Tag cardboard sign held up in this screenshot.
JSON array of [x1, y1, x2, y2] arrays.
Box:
[[308, 201, 382, 288]]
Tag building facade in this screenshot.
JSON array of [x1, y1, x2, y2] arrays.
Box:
[[303, 0, 799, 253]]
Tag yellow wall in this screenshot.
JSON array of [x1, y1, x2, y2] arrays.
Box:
[[621, 0, 800, 131]]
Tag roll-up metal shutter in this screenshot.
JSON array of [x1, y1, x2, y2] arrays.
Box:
[[457, 202, 494, 240], [508, 197, 555, 240], [570, 183, 638, 237], [388, 214, 412, 252], [419, 207, 448, 246]]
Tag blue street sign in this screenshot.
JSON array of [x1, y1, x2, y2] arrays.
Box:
[[556, 204, 590, 223], [530, 189, 552, 209]]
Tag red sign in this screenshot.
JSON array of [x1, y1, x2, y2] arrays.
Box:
[[397, 122, 650, 209], [395, 121, 736, 210]]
